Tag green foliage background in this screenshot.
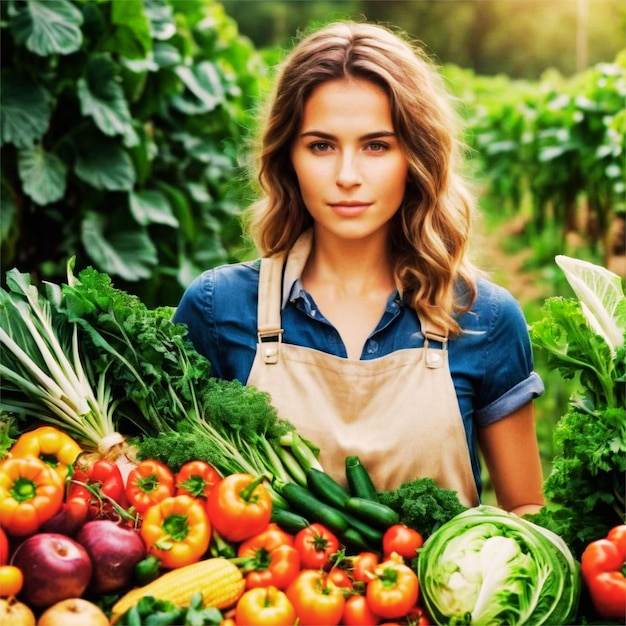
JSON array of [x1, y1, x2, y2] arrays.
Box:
[[3, 0, 624, 312], [1, 0, 266, 306]]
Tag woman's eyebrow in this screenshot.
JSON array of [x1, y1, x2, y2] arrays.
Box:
[[299, 130, 396, 140]]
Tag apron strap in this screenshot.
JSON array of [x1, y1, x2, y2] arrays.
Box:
[[257, 256, 285, 364], [420, 316, 449, 370]]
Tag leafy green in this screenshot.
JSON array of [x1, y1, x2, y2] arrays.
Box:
[[417, 505, 581, 626], [529, 257, 626, 559], [530, 406, 626, 556], [555, 254, 626, 354], [0, 265, 118, 448], [378, 477, 467, 539], [530, 296, 622, 409], [116, 592, 223, 626]]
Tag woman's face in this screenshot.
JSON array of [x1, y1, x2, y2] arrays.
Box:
[[290, 78, 409, 243]]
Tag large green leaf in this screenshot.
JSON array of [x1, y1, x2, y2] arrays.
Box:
[[9, 0, 83, 56], [78, 54, 137, 146], [0, 70, 50, 148], [102, 0, 152, 60], [18, 145, 67, 205], [129, 189, 179, 227], [143, 0, 177, 41], [172, 61, 225, 114], [74, 136, 136, 191], [81, 212, 158, 281]]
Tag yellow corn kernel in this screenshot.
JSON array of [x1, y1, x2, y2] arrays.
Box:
[[110, 557, 245, 623]]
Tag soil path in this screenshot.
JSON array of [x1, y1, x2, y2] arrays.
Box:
[[475, 216, 549, 307]]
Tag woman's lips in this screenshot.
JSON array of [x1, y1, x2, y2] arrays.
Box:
[[329, 202, 371, 217]]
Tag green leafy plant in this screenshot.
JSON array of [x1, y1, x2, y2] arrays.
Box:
[[529, 255, 626, 558], [1, 0, 265, 307]]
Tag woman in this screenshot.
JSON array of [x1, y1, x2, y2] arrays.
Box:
[[173, 21, 545, 515]]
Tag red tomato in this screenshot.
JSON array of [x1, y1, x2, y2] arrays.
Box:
[[351, 551, 380, 583], [175, 460, 222, 499], [366, 557, 419, 619], [342, 594, 380, 626], [293, 523, 340, 570], [126, 459, 175, 513], [327, 566, 353, 590], [286, 569, 345, 626], [238, 527, 301, 591], [0, 529, 8, 566], [382, 524, 424, 560]]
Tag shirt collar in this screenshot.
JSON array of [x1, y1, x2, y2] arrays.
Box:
[[280, 229, 404, 308], [282, 230, 313, 309]]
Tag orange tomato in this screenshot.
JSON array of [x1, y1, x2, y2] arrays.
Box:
[[0, 565, 23, 597]]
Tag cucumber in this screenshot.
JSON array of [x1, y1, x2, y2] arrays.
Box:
[[345, 455, 379, 501], [344, 496, 399, 529], [339, 527, 372, 553], [306, 468, 350, 510], [341, 510, 384, 547], [271, 507, 310, 534], [279, 482, 349, 535]]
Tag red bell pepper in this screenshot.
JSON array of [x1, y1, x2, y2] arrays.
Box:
[[581, 524, 626, 621]]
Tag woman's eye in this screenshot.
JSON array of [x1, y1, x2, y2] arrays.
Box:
[[310, 142, 331, 152], [368, 142, 388, 152]]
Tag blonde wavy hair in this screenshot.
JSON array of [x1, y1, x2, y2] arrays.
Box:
[[245, 21, 479, 335]]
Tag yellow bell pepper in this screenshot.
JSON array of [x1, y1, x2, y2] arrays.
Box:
[[10, 426, 82, 483]]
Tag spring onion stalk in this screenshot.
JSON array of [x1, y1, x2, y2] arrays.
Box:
[[0, 268, 118, 449]]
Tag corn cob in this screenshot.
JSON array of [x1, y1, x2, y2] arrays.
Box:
[[110, 557, 245, 622]]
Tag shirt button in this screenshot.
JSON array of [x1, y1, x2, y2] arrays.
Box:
[[427, 352, 441, 365], [366, 340, 378, 354], [310, 309, 317, 317]]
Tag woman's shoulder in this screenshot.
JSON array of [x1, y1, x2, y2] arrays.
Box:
[[459, 276, 527, 331], [187, 259, 261, 294]]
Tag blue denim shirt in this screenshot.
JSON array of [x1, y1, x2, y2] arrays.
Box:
[[173, 259, 544, 492]]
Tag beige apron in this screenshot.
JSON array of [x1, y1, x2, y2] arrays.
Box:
[[247, 255, 479, 507]]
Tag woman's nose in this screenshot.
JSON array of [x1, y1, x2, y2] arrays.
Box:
[[336, 152, 362, 187]]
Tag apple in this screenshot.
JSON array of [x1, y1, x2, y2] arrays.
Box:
[[76, 519, 146, 593], [37, 597, 109, 626], [10, 533, 92, 609], [0, 597, 35, 626]]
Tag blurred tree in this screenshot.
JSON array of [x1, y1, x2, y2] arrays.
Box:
[[220, 0, 626, 79]]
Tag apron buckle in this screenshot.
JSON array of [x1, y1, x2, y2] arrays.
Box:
[[258, 329, 283, 364], [424, 331, 448, 369]]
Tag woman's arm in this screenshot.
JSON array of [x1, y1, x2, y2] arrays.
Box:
[[478, 401, 545, 516]]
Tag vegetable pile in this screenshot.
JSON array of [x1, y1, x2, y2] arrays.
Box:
[[0, 256, 623, 624]]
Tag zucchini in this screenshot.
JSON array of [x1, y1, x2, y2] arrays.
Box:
[[345, 455, 379, 501], [306, 468, 350, 510], [279, 482, 349, 535], [271, 507, 310, 534], [344, 496, 399, 529]]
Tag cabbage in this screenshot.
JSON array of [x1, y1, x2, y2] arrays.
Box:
[[417, 505, 581, 625]]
